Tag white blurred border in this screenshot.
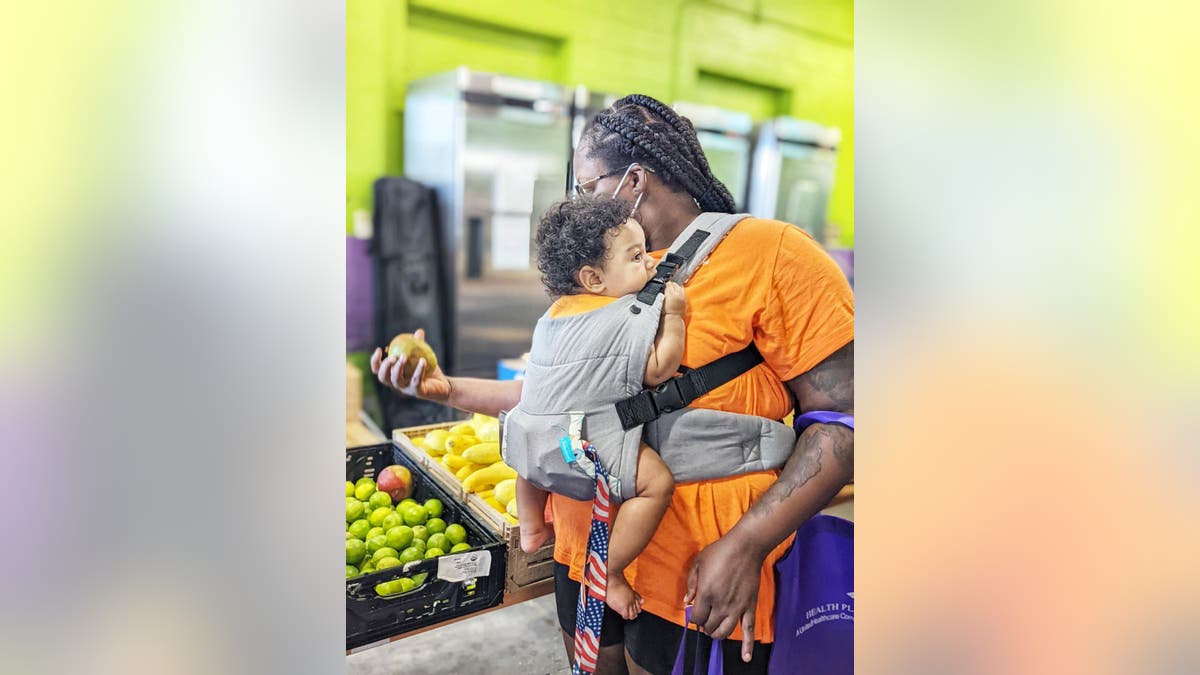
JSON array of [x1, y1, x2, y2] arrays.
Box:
[[2, 2, 344, 673]]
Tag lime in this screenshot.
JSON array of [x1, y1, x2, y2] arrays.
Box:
[[411, 525, 428, 542], [409, 538, 426, 554], [346, 481, 355, 497], [366, 526, 385, 540], [424, 548, 444, 559], [398, 547, 422, 564], [397, 577, 416, 592], [411, 572, 429, 586], [426, 533, 449, 552], [381, 512, 404, 530], [444, 524, 467, 546], [365, 535, 388, 555], [402, 505, 428, 526], [346, 498, 365, 523], [425, 518, 446, 535], [346, 565, 359, 578], [386, 526, 414, 550], [399, 498, 419, 510], [375, 580, 403, 596], [360, 561, 375, 574], [368, 507, 393, 527], [368, 491, 392, 510], [372, 546, 399, 563], [354, 482, 376, 501], [450, 543, 471, 553], [348, 519, 371, 540], [356, 476, 376, 490], [346, 531, 355, 540], [375, 556, 402, 571], [423, 499, 444, 518], [346, 539, 366, 565]]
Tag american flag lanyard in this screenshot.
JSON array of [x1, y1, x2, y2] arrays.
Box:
[[572, 442, 612, 674]]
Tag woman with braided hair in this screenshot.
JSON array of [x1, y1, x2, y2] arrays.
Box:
[[554, 93, 854, 674], [373, 93, 854, 674]]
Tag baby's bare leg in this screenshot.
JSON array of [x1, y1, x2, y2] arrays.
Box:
[[515, 475, 552, 553], [605, 445, 674, 620]]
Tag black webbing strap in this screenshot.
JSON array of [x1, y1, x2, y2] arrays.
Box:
[[635, 229, 711, 305], [615, 342, 764, 430]]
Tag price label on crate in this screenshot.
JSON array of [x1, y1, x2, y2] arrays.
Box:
[[437, 550, 492, 583]]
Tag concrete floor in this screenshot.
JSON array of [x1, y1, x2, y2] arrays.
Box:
[[347, 594, 571, 675]]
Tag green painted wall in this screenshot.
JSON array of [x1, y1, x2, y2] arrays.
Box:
[[347, 0, 854, 246]]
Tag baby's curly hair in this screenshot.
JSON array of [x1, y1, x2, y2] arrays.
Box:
[[535, 195, 631, 296]]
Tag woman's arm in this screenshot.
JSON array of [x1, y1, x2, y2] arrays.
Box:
[[370, 335, 523, 417], [440, 377, 524, 418], [686, 341, 854, 661], [728, 340, 854, 547]]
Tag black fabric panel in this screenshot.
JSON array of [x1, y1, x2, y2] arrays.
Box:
[[370, 177, 456, 429]]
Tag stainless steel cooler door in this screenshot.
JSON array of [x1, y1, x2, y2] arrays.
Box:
[[775, 143, 837, 242], [696, 130, 751, 211], [456, 100, 568, 377]]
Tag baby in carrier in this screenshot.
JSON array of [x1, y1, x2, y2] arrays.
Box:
[[514, 195, 679, 619]]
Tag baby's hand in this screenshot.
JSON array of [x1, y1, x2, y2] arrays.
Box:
[[663, 281, 686, 316]]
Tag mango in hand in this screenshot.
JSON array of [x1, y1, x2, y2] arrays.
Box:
[[387, 333, 438, 382]]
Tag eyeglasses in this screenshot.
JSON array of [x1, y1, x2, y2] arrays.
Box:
[[570, 162, 655, 198]]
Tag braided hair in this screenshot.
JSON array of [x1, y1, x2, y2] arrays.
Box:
[[580, 94, 737, 214]]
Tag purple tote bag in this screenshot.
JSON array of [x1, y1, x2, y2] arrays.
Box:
[[672, 605, 724, 675], [768, 514, 854, 674]]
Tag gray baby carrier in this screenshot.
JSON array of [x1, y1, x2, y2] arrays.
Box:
[[501, 213, 796, 502]]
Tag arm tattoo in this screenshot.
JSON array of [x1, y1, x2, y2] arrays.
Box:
[[832, 431, 853, 474], [796, 341, 854, 412], [791, 341, 854, 473], [757, 425, 832, 508], [733, 342, 855, 548]]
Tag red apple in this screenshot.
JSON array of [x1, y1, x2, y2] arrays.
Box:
[[377, 464, 413, 502]]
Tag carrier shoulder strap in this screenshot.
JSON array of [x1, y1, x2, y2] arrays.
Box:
[[635, 212, 749, 305], [618, 212, 762, 430], [615, 342, 763, 430]]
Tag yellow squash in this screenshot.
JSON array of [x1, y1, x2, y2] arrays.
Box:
[[448, 422, 476, 436], [456, 462, 488, 480], [476, 422, 500, 443], [443, 434, 477, 455], [493, 478, 517, 505], [462, 441, 501, 465], [442, 453, 470, 470], [462, 461, 518, 493], [424, 429, 450, 449]]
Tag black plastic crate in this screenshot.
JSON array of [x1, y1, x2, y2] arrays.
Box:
[[346, 442, 506, 650]]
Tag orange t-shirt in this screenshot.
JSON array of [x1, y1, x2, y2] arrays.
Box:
[[548, 217, 854, 642]]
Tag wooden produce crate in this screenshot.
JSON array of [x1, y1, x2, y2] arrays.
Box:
[[393, 423, 556, 597]]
